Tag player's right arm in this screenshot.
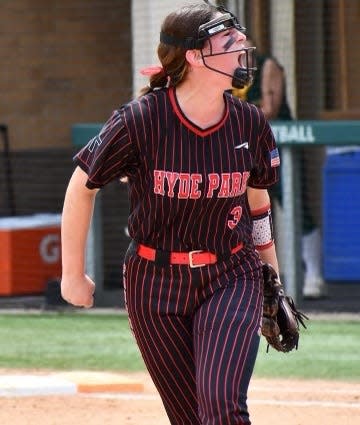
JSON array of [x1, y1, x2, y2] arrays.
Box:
[[60, 166, 99, 308]]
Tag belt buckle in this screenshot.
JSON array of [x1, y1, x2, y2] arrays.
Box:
[[189, 250, 205, 268]]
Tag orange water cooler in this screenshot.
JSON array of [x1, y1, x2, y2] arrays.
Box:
[[0, 214, 62, 296]]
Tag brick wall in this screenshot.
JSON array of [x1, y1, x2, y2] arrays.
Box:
[[0, 0, 131, 150], [0, 1, 132, 292]]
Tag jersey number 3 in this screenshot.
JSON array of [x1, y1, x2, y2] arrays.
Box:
[[228, 206, 243, 230]]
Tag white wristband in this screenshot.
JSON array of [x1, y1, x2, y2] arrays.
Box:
[[251, 205, 274, 250]]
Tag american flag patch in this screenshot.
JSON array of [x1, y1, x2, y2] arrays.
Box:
[[270, 148, 280, 167]]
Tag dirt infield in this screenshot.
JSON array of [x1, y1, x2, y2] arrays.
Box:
[[0, 371, 359, 425]]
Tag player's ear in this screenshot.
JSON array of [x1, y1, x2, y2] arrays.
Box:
[[185, 49, 203, 67]]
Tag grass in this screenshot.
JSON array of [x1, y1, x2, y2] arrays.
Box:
[[0, 313, 145, 371], [0, 312, 359, 381], [254, 320, 360, 380]]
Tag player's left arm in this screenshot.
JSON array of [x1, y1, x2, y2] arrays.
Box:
[[247, 186, 279, 274]]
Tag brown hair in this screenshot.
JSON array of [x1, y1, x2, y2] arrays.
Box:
[[139, 3, 217, 96]]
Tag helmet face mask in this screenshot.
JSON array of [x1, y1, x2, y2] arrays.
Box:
[[197, 13, 256, 89]]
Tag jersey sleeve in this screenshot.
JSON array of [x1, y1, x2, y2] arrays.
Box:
[[74, 109, 140, 189], [247, 113, 280, 189]]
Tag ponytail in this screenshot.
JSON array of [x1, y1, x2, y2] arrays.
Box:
[[138, 66, 168, 97]]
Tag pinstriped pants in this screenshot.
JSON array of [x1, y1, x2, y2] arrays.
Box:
[[123, 244, 263, 425]]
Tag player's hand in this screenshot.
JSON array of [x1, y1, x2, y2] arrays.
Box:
[[60, 274, 95, 308]]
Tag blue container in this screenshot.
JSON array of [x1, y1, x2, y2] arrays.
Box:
[[323, 150, 360, 281]]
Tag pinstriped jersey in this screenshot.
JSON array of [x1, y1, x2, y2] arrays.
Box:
[[74, 87, 279, 254]]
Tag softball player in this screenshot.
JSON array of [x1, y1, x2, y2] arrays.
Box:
[[61, 2, 281, 424]]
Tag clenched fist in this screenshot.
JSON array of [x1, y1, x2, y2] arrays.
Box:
[[61, 274, 95, 308]]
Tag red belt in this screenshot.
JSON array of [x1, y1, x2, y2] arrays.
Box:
[[137, 243, 243, 268]]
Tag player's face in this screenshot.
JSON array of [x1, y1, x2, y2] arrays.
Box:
[[201, 26, 247, 79]]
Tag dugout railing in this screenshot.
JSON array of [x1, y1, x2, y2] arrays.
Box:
[[72, 120, 360, 306]]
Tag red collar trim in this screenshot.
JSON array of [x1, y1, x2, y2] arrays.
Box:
[[168, 87, 229, 137]]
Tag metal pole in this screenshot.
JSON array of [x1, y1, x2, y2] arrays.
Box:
[[281, 146, 302, 303], [0, 124, 16, 216], [85, 192, 104, 304]]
